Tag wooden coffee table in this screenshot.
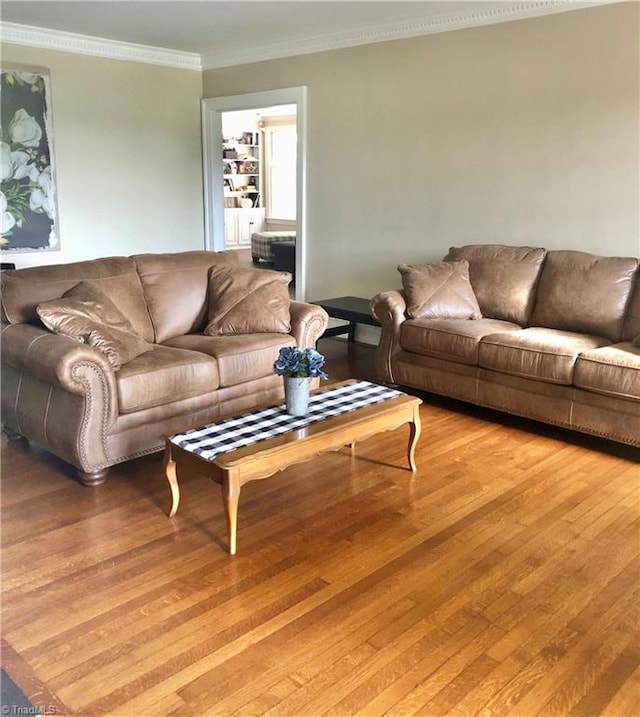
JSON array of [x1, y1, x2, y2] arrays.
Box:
[[163, 380, 421, 554]]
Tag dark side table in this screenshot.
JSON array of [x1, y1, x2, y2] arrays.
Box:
[[312, 296, 379, 342]]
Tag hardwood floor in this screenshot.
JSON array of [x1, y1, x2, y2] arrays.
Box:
[[1, 338, 638, 716]]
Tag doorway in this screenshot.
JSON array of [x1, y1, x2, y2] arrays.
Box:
[[202, 87, 307, 300]]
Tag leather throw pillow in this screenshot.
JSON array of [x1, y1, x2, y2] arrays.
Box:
[[204, 265, 291, 335], [36, 281, 152, 370], [398, 260, 482, 320]]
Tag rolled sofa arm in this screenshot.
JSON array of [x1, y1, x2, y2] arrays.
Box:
[[1, 322, 119, 474], [2, 322, 116, 396], [289, 301, 329, 349], [370, 290, 407, 384]]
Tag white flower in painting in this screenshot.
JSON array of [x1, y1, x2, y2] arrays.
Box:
[[28, 163, 41, 182], [0, 142, 12, 181], [37, 165, 52, 194], [10, 150, 34, 180], [29, 187, 46, 214], [29, 166, 55, 219], [1, 142, 37, 181], [0, 191, 16, 234], [9, 109, 42, 148], [13, 72, 40, 84]]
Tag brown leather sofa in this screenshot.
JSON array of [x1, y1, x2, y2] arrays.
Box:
[[371, 245, 640, 447], [1, 251, 328, 484]]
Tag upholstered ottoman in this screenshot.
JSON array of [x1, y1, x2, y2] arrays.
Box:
[[251, 231, 296, 262], [272, 240, 296, 280]]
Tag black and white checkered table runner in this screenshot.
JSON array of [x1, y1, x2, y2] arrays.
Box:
[[171, 380, 404, 461]]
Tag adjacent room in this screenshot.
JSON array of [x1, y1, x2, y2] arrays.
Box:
[[1, 1, 638, 715], [221, 105, 297, 269]]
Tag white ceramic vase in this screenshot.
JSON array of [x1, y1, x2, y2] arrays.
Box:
[[284, 376, 312, 416]]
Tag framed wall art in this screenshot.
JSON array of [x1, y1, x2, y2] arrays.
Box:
[[1, 64, 59, 252]]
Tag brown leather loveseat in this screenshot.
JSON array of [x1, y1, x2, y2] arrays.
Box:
[[1, 251, 328, 484], [371, 245, 640, 447]]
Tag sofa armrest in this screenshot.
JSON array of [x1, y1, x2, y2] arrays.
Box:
[[289, 301, 329, 349], [370, 291, 408, 383], [2, 322, 117, 401], [1, 322, 120, 473]]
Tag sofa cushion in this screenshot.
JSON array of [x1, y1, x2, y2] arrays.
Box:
[[400, 318, 521, 366], [397, 261, 482, 320], [444, 244, 546, 325], [133, 250, 240, 343], [574, 342, 640, 400], [116, 345, 219, 414], [163, 333, 296, 388], [36, 283, 152, 371], [1, 257, 154, 341], [529, 250, 638, 342], [204, 265, 292, 336], [479, 328, 611, 385]]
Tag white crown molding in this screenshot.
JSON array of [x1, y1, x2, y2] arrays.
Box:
[[201, 0, 608, 70], [0, 22, 202, 71], [0, 1, 611, 72]]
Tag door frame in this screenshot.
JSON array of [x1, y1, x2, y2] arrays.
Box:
[[202, 86, 307, 300]]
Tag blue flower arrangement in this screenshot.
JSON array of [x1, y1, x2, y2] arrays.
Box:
[[273, 347, 328, 380]]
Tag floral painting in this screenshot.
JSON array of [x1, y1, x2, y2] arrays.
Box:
[[0, 66, 59, 251]]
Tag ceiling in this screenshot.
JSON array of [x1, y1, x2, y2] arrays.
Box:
[[0, 1, 609, 69]]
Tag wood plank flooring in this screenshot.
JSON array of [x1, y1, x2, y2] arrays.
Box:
[[1, 338, 638, 716]]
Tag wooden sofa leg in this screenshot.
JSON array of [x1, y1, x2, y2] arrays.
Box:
[[78, 468, 109, 486]]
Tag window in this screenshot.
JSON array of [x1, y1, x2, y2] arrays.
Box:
[[264, 124, 296, 220]]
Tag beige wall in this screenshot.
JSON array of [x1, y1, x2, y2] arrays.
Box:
[[2, 45, 204, 268], [203, 3, 639, 300], [3, 3, 637, 286]]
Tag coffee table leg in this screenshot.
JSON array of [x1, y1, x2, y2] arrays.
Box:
[[222, 471, 241, 555], [408, 405, 422, 472], [164, 442, 180, 517]]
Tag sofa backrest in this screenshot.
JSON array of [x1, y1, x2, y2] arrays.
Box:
[[621, 269, 640, 342], [133, 250, 240, 343], [0, 256, 155, 341], [444, 244, 547, 325], [529, 250, 638, 341]]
